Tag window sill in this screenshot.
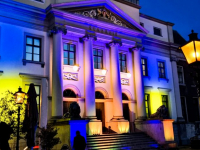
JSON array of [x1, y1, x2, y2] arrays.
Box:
[[22, 59, 45, 68], [143, 76, 151, 80], [179, 83, 186, 86], [63, 65, 81, 72], [158, 77, 169, 83]]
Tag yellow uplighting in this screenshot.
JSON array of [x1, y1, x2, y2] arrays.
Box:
[[102, 69, 107, 75], [88, 122, 102, 135], [118, 122, 129, 133], [162, 119, 174, 141], [73, 65, 79, 72]]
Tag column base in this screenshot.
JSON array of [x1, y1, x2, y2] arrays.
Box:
[[86, 116, 99, 121], [111, 116, 126, 121]]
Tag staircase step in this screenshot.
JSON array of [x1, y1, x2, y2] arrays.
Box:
[[87, 132, 160, 150]]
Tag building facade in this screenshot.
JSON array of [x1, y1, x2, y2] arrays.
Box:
[[0, 0, 186, 147]]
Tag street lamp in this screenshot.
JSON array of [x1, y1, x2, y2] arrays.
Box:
[[180, 30, 200, 65], [14, 87, 25, 150], [180, 30, 200, 148]]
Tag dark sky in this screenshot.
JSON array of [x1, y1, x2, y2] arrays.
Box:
[[140, 0, 200, 41]]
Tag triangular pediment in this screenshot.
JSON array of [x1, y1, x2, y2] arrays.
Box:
[[52, 0, 148, 34]]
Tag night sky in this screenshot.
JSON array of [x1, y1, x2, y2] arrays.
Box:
[[140, 0, 200, 41]]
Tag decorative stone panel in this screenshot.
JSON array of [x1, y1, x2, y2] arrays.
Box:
[[121, 78, 129, 85], [95, 76, 105, 83], [63, 72, 78, 81]]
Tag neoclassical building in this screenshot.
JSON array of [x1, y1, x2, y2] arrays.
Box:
[[0, 0, 185, 147]]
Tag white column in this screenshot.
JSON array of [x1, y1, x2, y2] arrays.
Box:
[[134, 48, 146, 120], [83, 36, 96, 120], [52, 30, 64, 117], [40, 78, 48, 127], [110, 42, 124, 119], [171, 57, 184, 122]]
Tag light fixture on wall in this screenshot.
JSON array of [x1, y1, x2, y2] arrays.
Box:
[[127, 72, 131, 78], [102, 69, 107, 75], [73, 65, 79, 72]]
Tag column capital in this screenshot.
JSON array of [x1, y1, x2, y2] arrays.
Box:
[[106, 39, 122, 48], [48, 26, 67, 36], [129, 43, 144, 51], [79, 34, 97, 43]]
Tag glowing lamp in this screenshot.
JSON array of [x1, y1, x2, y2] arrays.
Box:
[[14, 87, 25, 104], [73, 65, 79, 72], [180, 30, 200, 64], [102, 69, 107, 75], [127, 73, 131, 78]]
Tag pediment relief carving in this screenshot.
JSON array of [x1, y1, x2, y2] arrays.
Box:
[[61, 7, 140, 31]]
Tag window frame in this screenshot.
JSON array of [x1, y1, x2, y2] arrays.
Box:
[[177, 65, 185, 84], [157, 61, 166, 79], [93, 48, 103, 69], [161, 95, 169, 109], [141, 57, 148, 76], [145, 93, 151, 118], [23, 32, 45, 68], [119, 53, 127, 73], [153, 27, 162, 37], [63, 43, 76, 66]]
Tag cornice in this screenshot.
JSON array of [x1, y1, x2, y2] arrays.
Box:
[[140, 13, 174, 26], [19, 73, 48, 80], [0, 0, 48, 31]]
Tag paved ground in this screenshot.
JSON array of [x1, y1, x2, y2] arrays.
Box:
[[178, 146, 194, 150]]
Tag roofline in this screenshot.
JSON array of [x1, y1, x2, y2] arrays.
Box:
[[113, 0, 141, 9], [140, 13, 174, 26]]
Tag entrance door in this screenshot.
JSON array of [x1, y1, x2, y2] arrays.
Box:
[[96, 102, 105, 127], [123, 103, 130, 121]]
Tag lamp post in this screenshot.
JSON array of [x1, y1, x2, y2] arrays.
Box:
[[180, 30, 200, 148], [14, 87, 25, 150]]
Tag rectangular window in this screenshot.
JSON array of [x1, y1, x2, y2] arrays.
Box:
[[26, 36, 41, 62], [181, 97, 188, 122], [93, 48, 103, 69], [158, 61, 166, 78], [145, 94, 150, 118], [63, 43, 76, 65], [154, 27, 162, 36], [119, 53, 127, 72], [177, 66, 184, 84], [141, 58, 148, 76], [25, 84, 40, 122], [140, 22, 144, 27], [162, 95, 168, 109]]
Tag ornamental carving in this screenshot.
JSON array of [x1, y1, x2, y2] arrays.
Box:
[[74, 8, 127, 28], [121, 78, 129, 85], [95, 76, 105, 83], [48, 26, 67, 36], [63, 73, 78, 81]]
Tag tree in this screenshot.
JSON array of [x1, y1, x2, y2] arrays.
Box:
[[0, 90, 26, 138], [37, 125, 61, 150]]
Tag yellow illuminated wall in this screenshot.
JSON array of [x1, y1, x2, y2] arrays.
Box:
[[145, 89, 170, 115]]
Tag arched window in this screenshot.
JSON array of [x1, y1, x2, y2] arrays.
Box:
[[122, 93, 129, 100], [63, 89, 76, 98], [95, 91, 104, 99]]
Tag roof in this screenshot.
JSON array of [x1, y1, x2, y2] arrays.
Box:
[[173, 30, 187, 45]]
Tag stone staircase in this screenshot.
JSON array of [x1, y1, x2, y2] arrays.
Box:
[[87, 132, 160, 150]]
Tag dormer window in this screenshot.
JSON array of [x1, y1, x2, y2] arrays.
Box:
[[154, 27, 162, 36]]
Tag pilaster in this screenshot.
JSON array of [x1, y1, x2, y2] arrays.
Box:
[[170, 56, 185, 122]]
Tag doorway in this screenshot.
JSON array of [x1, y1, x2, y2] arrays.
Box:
[[123, 103, 130, 121], [96, 102, 105, 127]]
